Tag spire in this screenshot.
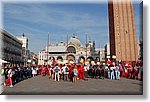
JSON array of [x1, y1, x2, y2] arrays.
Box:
[[22, 33, 25, 37], [72, 33, 76, 38], [72, 32, 78, 39]]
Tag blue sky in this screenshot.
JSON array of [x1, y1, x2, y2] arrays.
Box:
[[3, 2, 142, 54]]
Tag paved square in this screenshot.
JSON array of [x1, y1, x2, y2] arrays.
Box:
[[2, 75, 143, 95]]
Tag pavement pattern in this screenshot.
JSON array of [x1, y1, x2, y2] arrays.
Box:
[[1, 75, 143, 95]]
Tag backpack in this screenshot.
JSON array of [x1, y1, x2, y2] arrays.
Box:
[[55, 67, 60, 73]]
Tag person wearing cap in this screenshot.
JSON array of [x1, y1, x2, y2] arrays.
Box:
[[72, 66, 78, 83]]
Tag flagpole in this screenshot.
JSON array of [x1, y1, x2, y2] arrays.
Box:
[[86, 33, 87, 61], [47, 32, 50, 66], [66, 32, 68, 60]]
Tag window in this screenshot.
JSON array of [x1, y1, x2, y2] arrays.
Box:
[[68, 46, 76, 54]]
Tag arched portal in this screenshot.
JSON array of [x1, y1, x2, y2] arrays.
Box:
[[57, 56, 63, 61], [67, 54, 75, 61], [87, 56, 94, 61]]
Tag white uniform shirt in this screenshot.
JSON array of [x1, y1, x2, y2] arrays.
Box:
[[84, 66, 89, 71], [62, 66, 69, 74], [110, 67, 113, 71], [105, 66, 108, 70], [32, 68, 36, 75], [8, 69, 13, 77]]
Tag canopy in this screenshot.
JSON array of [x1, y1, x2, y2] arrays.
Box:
[[0, 59, 9, 64]]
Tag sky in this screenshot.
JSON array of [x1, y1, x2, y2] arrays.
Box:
[[2, 1, 142, 54]]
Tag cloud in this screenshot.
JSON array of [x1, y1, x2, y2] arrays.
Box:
[[3, 3, 140, 54], [4, 3, 107, 30]]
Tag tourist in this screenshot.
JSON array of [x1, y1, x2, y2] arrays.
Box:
[[78, 64, 82, 79], [4, 67, 14, 87], [50, 66, 54, 80], [118, 62, 123, 78], [139, 65, 143, 81], [84, 64, 89, 79], [80, 64, 85, 79], [134, 64, 139, 80], [107, 66, 111, 79], [110, 63, 115, 80], [41, 65, 46, 76], [115, 63, 120, 80], [47, 66, 51, 79], [59, 64, 63, 79], [13, 67, 19, 84], [92, 64, 97, 78], [54, 64, 61, 81], [96, 65, 100, 79], [62, 64, 69, 81], [4, 66, 9, 80], [72, 66, 78, 83], [32, 67, 36, 77], [88, 64, 93, 78]]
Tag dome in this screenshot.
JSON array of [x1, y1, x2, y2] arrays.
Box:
[[68, 34, 82, 46]]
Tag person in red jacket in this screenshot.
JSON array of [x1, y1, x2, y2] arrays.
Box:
[[68, 64, 73, 80], [81, 64, 85, 79], [47, 65, 51, 78], [41, 65, 46, 76], [78, 65, 82, 79]]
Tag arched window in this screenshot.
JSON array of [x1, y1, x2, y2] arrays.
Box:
[[68, 46, 76, 54]]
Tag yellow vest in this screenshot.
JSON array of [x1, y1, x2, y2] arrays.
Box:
[[1, 68, 4, 75]]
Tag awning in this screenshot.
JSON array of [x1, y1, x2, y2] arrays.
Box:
[[0, 59, 9, 64]]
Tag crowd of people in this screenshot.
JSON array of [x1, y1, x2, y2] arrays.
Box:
[[2, 65, 38, 87], [1, 60, 143, 87]]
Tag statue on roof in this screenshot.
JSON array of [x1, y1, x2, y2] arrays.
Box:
[[22, 33, 25, 37], [72, 32, 78, 38]]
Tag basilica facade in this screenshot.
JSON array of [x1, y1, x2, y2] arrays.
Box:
[[38, 34, 100, 65]]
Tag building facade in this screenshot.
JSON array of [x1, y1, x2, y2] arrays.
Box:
[[38, 34, 100, 65], [99, 48, 105, 62], [108, 0, 138, 63], [16, 34, 30, 66], [30, 52, 38, 65], [0, 28, 23, 64]]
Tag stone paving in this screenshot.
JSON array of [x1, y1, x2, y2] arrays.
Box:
[[1, 75, 143, 95]]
